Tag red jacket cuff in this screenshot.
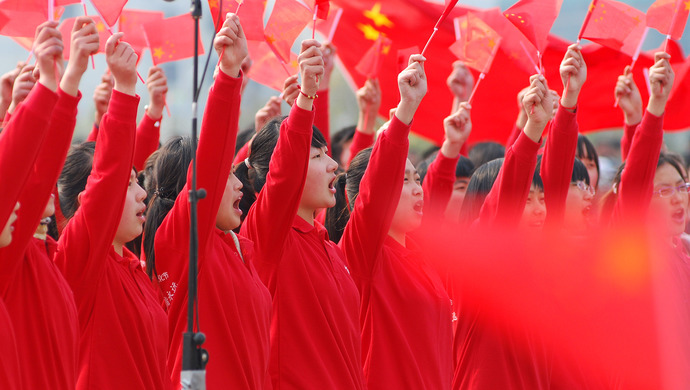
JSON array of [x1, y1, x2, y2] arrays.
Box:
[[109, 90, 140, 122], [640, 110, 664, 136], [286, 102, 316, 135], [512, 130, 541, 161], [433, 152, 460, 176], [383, 115, 411, 147], [55, 88, 82, 117]]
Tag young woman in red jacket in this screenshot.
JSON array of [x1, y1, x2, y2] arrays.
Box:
[[238, 39, 366, 389], [326, 54, 456, 390], [54, 33, 169, 390], [0, 17, 100, 390], [143, 15, 272, 389]]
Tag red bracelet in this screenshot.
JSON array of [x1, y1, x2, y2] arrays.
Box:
[[299, 90, 318, 100]]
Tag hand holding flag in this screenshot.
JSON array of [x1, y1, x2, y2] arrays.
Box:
[[396, 54, 427, 125], [523, 74, 555, 141], [421, 0, 458, 56], [61, 16, 100, 96], [281, 74, 299, 106], [105, 33, 138, 96], [446, 61, 475, 103], [33, 20, 63, 92], [559, 44, 587, 108], [441, 102, 472, 158], [295, 39, 324, 111], [214, 13, 248, 77], [356, 78, 382, 135], [614, 66, 643, 124], [647, 52, 674, 116], [144, 66, 168, 120]]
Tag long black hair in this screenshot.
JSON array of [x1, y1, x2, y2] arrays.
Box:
[[576, 134, 599, 187], [142, 136, 194, 278], [58, 142, 96, 220]]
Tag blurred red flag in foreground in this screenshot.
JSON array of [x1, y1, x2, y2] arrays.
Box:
[[263, 0, 312, 63], [503, 0, 563, 53], [355, 36, 392, 79], [450, 12, 501, 73], [246, 40, 298, 92], [646, 0, 690, 40], [118, 10, 164, 58], [143, 14, 205, 65]]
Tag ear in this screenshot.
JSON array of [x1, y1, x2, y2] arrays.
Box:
[[77, 191, 85, 207]]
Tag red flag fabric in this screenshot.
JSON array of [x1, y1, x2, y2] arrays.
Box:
[[55, 0, 80, 5], [246, 40, 298, 91], [303, 0, 330, 20], [315, 3, 342, 40], [450, 12, 501, 73], [119, 10, 164, 57], [646, 0, 690, 40], [0, 0, 64, 38], [396, 45, 419, 73], [209, 0, 265, 41], [580, 0, 646, 58], [90, 0, 127, 28], [435, 0, 458, 28], [59, 16, 109, 59], [503, 0, 563, 53], [143, 14, 205, 65], [355, 36, 392, 79], [263, 0, 312, 63]]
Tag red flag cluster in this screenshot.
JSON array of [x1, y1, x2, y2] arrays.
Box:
[[449, 12, 501, 73], [142, 14, 205, 65]]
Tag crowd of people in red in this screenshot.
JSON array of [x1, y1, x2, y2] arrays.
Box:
[[0, 11, 687, 390]]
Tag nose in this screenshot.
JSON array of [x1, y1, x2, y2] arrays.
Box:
[[135, 183, 147, 202], [231, 173, 243, 191], [670, 190, 683, 205], [412, 181, 423, 197], [534, 201, 546, 216], [583, 190, 594, 202], [326, 154, 338, 173]]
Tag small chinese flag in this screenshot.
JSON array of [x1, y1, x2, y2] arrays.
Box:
[[450, 12, 501, 73], [0, 0, 64, 38], [209, 0, 265, 42], [264, 0, 312, 63], [59, 16, 109, 59], [90, 0, 128, 28], [646, 0, 690, 40], [355, 35, 392, 79], [315, 3, 341, 38], [246, 40, 298, 92], [503, 0, 563, 53], [303, 0, 330, 20], [581, 0, 646, 58], [119, 10, 164, 57], [397, 46, 420, 73], [143, 14, 205, 65]]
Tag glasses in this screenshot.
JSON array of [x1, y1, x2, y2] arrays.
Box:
[[571, 181, 595, 196], [653, 183, 690, 198]]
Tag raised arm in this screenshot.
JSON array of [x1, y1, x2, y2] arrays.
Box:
[[542, 44, 586, 227], [340, 54, 426, 279], [0, 21, 62, 232], [613, 52, 672, 222], [422, 103, 471, 223], [86, 71, 113, 141], [615, 65, 643, 161], [479, 74, 553, 227], [56, 33, 139, 295], [313, 42, 336, 153], [133, 66, 167, 171], [347, 79, 381, 167], [241, 39, 322, 262]]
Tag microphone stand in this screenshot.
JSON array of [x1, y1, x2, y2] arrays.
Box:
[[181, 0, 208, 388]]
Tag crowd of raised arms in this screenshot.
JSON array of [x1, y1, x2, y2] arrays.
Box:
[[0, 12, 688, 390]]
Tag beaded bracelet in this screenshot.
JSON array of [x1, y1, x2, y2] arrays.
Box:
[[300, 90, 318, 99]]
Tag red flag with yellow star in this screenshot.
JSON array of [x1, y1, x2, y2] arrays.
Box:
[[450, 12, 501, 73], [143, 14, 205, 65], [209, 0, 266, 42], [59, 16, 109, 59], [355, 35, 392, 79], [503, 0, 563, 53], [246, 40, 298, 91], [580, 0, 646, 58], [90, 0, 127, 27], [119, 10, 164, 58], [263, 0, 312, 63], [646, 0, 690, 40]]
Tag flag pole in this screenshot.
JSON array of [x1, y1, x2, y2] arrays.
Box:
[[312, 5, 318, 40], [327, 8, 342, 42], [663, 0, 683, 52], [577, 0, 599, 44], [467, 40, 500, 106], [421, 0, 459, 57], [615, 27, 650, 108], [81, 0, 96, 69]]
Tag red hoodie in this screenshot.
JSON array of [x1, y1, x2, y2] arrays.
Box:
[[155, 70, 272, 389], [241, 105, 365, 390], [339, 115, 453, 390], [54, 90, 170, 390]]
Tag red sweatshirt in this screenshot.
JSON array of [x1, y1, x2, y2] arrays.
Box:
[[54, 91, 169, 390], [0, 88, 80, 390], [87, 110, 161, 171], [620, 121, 638, 162], [155, 70, 272, 389], [541, 105, 579, 227], [314, 89, 330, 153], [348, 128, 375, 168], [339, 115, 453, 390], [241, 105, 365, 390], [611, 111, 663, 223], [422, 151, 460, 224]]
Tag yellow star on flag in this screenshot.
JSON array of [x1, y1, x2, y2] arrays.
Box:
[[488, 38, 496, 49], [685, 0, 690, 11], [153, 47, 164, 60], [364, 3, 393, 28], [358, 23, 381, 40], [265, 34, 276, 45], [96, 22, 105, 32], [588, 2, 595, 13], [209, 0, 219, 7]]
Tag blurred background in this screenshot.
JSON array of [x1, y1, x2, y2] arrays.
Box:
[[0, 0, 687, 183]]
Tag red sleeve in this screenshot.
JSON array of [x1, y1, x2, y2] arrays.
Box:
[[158, 70, 243, 257], [422, 152, 459, 224], [339, 116, 410, 279], [240, 104, 315, 263], [479, 131, 541, 227], [506, 123, 522, 147], [313, 89, 330, 154], [233, 143, 249, 165], [86, 123, 98, 142], [612, 111, 663, 223], [541, 105, 579, 228], [0, 83, 57, 231], [347, 129, 375, 167], [133, 113, 161, 171], [459, 141, 468, 157], [0, 88, 79, 294], [620, 122, 639, 162], [55, 90, 139, 303]]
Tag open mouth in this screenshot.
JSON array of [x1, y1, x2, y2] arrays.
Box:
[[672, 208, 685, 224], [582, 205, 591, 217], [529, 219, 545, 228], [136, 206, 146, 223], [233, 194, 243, 215], [328, 177, 337, 194], [413, 200, 424, 214]]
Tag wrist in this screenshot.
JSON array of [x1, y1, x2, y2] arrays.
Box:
[[146, 105, 164, 120], [623, 111, 642, 126], [295, 93, 314, 111], [114, 81, 136, 96], [523, 120, 545, 143], [219, 63, 241, 78], [59, 71, 81, 97], [440, 140, 462, 158], [561, 94, 578, 109], [38, 77, 58, 93], [647, 97, 666, 117], [396, 100, 419, 125]]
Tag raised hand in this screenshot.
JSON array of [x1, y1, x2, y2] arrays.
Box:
[[295, 39, 324, 111], [105, 33, 137, 96], [93, 71, 113, 126], [61, 16, 100, 97], [615, 65, 642, 125], [447, 61, 474, 102], [0, 63, 23, 117], [281, 74, 299, 106], [213, 13, 248, 77], [522, 74, 554, 142], [395, 54, 427, 125], [255, 96, 282, 132], [647, 52, 674, 117], [356, 79, 381, 134], [145, 66, 168, 119], [441, 102, 471, 158], [8, 65, 37, 115], [33, 20, 64, 92], [318, 42, 337, 91], [559, 43, 586, 108]]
